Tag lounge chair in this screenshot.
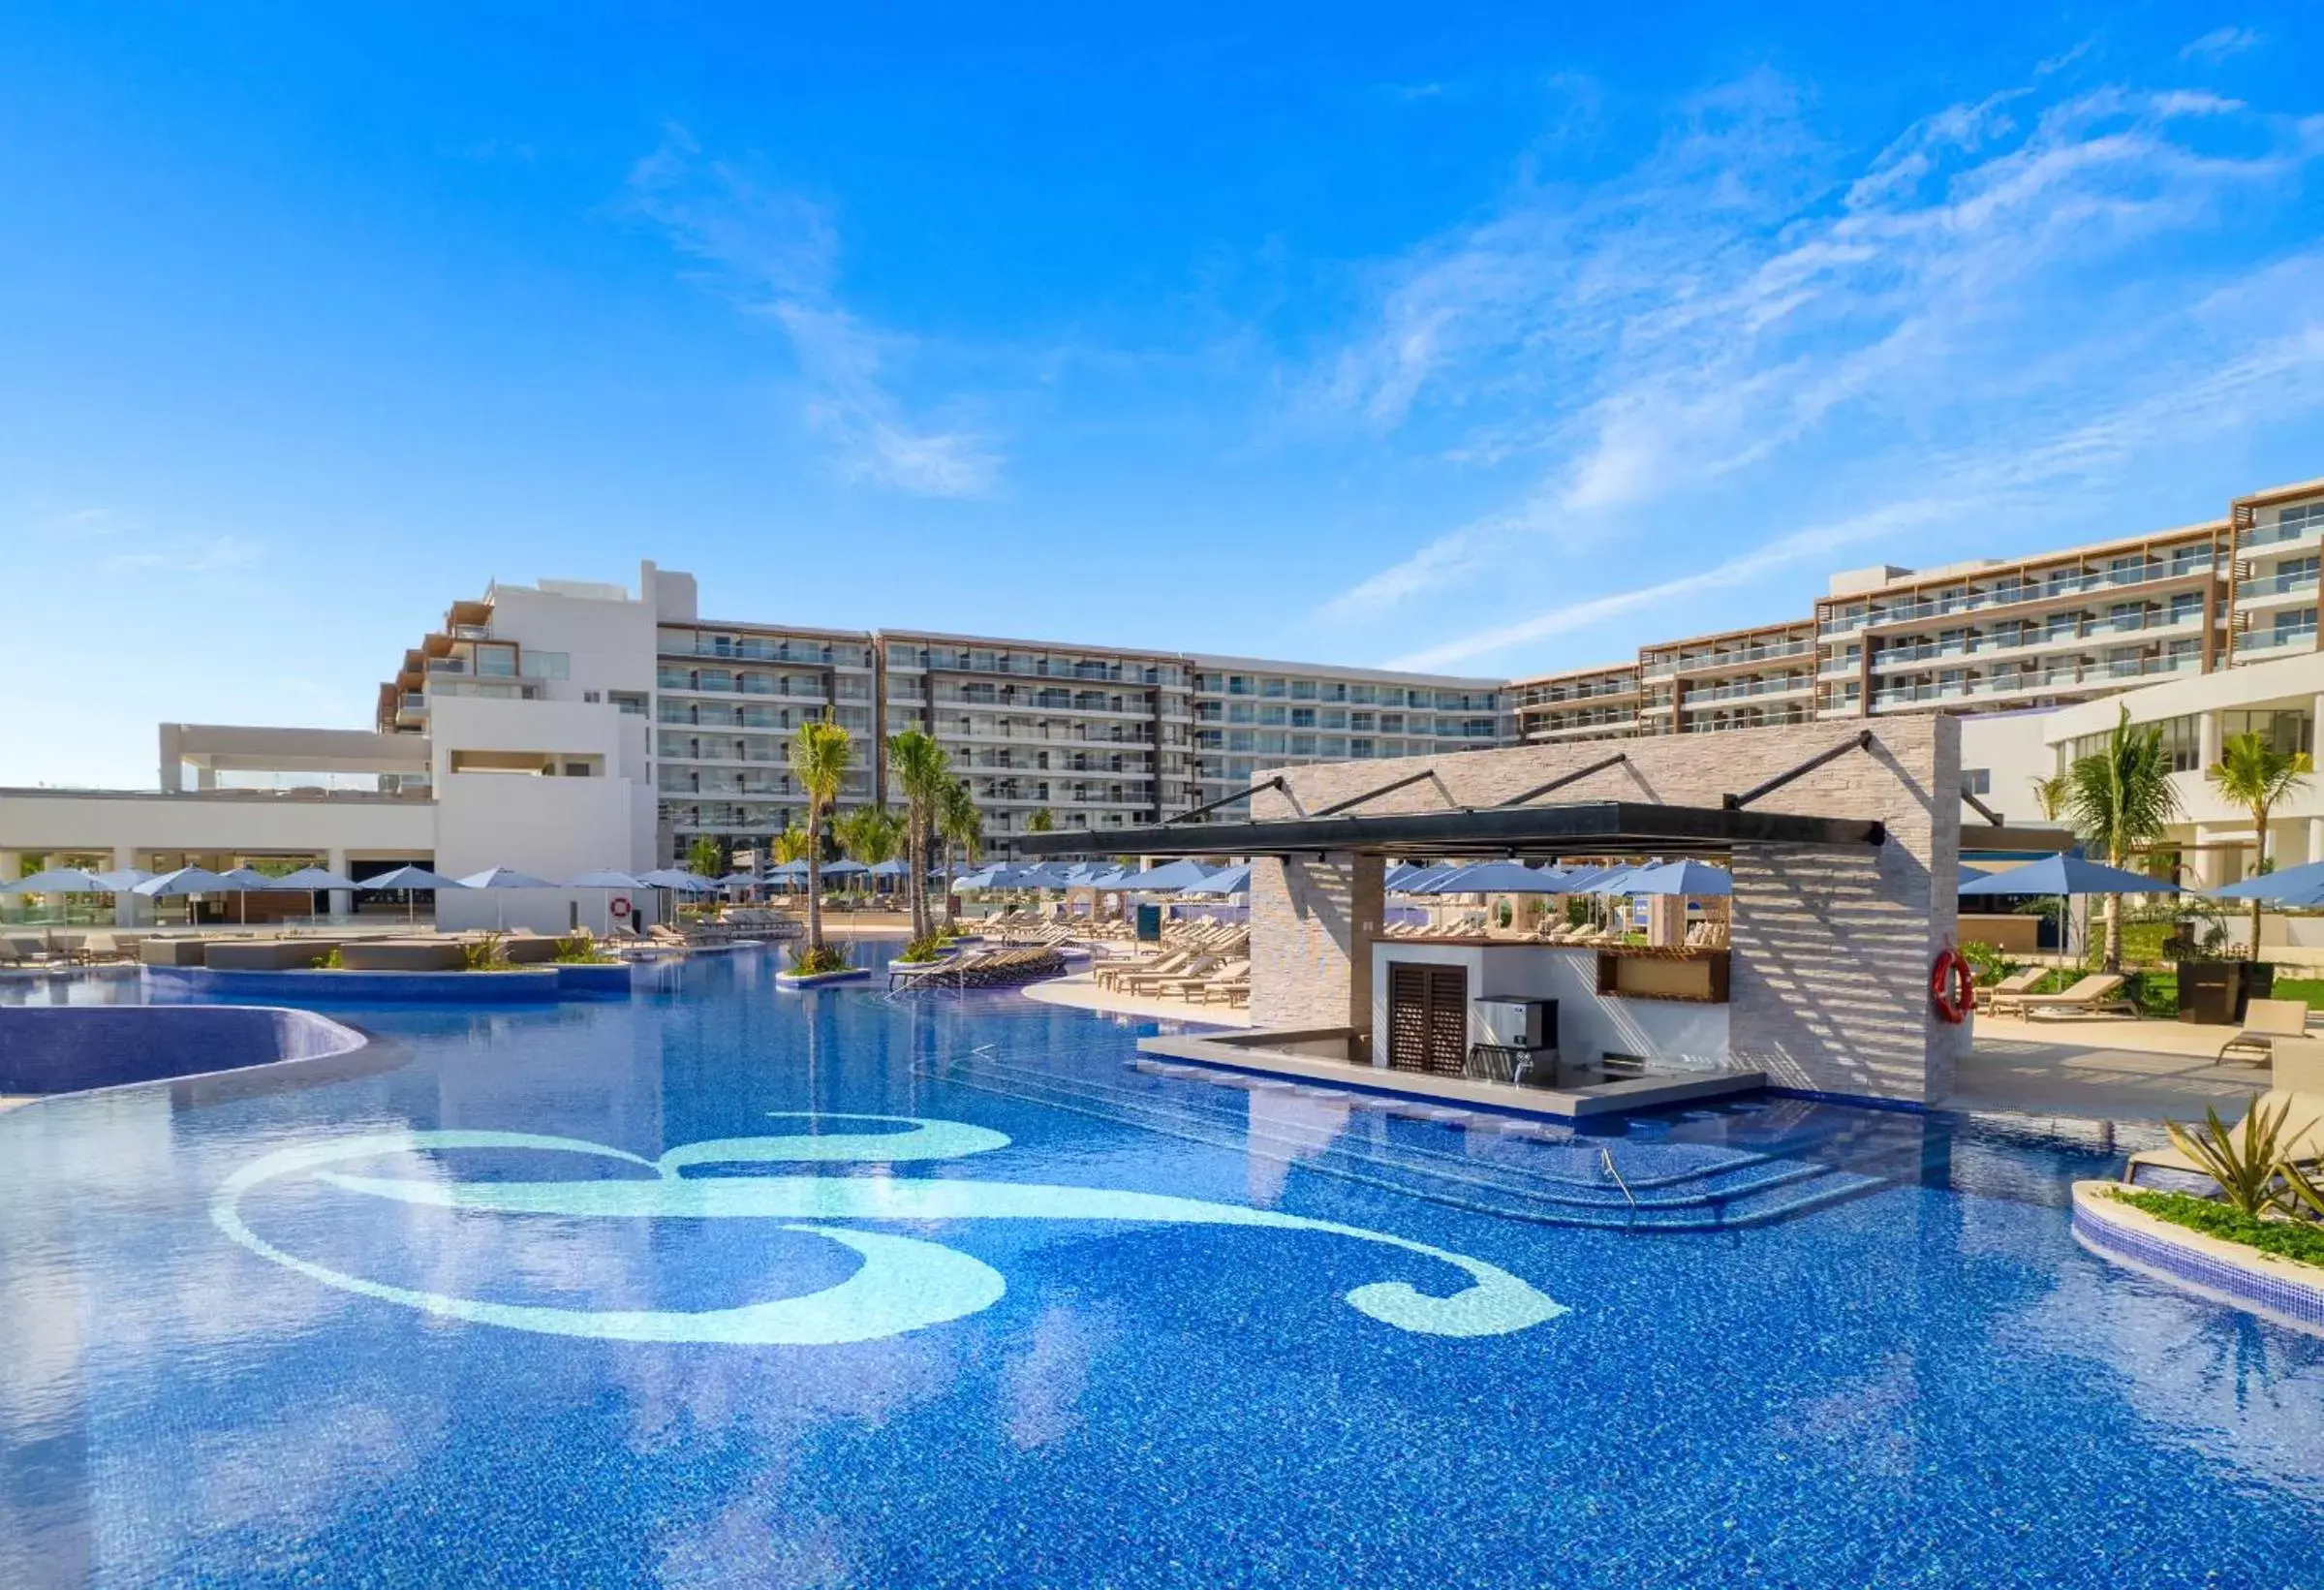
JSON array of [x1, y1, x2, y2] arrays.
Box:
[[1975, 969, 2044, 1013], [2126, 1036, 2324, 1186], [1991, 973, 2132, 1020], [2217, 997, 2312, 1066]]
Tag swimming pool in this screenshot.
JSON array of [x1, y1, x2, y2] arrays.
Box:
[[4, 945, 2321, 1587]]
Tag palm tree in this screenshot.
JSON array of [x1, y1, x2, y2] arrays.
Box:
[[2065, 706, 2183, 972], [834, 805, 901, 916], [887, 730, 951, 943], [1025, 807, 1056, 834], [788, 719, 854, 960], [770, 824, 812, 865], [685, 835, 723, 879], [937, 775, 983, 930], [2207, 730, 2314, 953], [2029, 770, 2071, 823]]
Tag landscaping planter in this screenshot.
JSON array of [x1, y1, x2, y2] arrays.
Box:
[[2176, 959, 2274, 1023], [775, 966, 873, 988]]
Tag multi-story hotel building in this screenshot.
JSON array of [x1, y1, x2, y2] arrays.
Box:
[[372, 564, 1515, 859], [1511, 474, 2324, 743], [1513, 664, 1641, 743]]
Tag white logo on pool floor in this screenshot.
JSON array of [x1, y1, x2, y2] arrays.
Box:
[[212, 1113, 1566, 1345]]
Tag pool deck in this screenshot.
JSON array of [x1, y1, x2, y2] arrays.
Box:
[[1022, 973, 1253, 1027], [1953, 1013, 2271, 1123]]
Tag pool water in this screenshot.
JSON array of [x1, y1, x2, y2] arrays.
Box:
[[4, 945, 2323, 1587]]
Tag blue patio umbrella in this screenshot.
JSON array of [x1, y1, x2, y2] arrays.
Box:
[[1112, 858, 1216, 893], [1183, 863, 1252, 896], [460, 867, 556, 890], [357, 864, 468, 925], [638, 868, 720, 893], [359, 865, 466, 893], [459, 866, 557, 928], [90, 867, 156, 892], [1418, 860, 1573, 895], [270, 865, 360, 891], [2, 866, 109, 894], [135, 864, 251, 927], [867, 859, 909, 880], [2210, 857, 2324, 907], [567, 870, 646, 889], [136, 865, 233, 897], [1956, 854, 2176, 898], [1599, 858, 1733, 897], [1389, 864, 1458, 894]]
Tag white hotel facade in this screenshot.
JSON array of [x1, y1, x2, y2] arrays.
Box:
[[5, 471, 2324, 933]]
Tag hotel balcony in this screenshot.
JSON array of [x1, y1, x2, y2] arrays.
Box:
[[2239, 516, 2324, 556], [1520, 713, 1639, 742], [1869, 650, 2202, 710], [1867, 607, 2206, 672], [2233, 567, 2322, 611], [1821, 556, 2217, 636], [1639, 637, 1815, 680], [2231, 621, 2320, 664], [1683, 673, 1815, 706]]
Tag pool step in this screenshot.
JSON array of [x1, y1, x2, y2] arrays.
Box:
[[917, 1048, 1900, 1231]]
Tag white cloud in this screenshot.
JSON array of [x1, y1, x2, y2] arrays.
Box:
[[1302, 62, 2324, 639], [2182, 27, 2261, 63], [41, 507, 127, 540], [1386, 501, 1947, 670], [625, 126, 1001, 499], [102, 535, 263, 575]]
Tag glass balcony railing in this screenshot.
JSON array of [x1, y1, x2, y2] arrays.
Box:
[[1869, 608, 2203, 670], [1641, 638, 1814, 677], [2242, 516, 2324, 551], [2235, 569, 2321, 602], [2236, 624, 2319, 656], [1871, 651, 2200, 706], [1686, 674, 1815, 704], [1822, 558, 2216, 635]]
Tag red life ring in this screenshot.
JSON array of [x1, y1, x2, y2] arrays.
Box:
[[609, 895, 633, 919], [1931, 947, 1973, 1024]]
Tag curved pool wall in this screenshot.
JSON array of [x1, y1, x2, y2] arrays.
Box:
[[2072, 1181, 2324, 1334], [0, 1004, 368, 1095], [146, 962, 633, 1002]]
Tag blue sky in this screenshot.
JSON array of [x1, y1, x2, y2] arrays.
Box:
[[5, 3, 2322, 787]]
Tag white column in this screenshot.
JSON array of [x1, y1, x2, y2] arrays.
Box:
[[326, 847, 353, 920], [195, 766, 217, 791], [0, 851, 18, 883], [112, 845, 151, 926], [2192, 825, 2226, 889], [2309, 818, 2324, 873]]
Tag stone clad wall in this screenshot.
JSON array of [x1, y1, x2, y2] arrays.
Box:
[[1245, 717, 1968, 1103]]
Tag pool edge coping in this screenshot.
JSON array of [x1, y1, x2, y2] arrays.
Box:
[[2070, 1179, 2324, 1337]]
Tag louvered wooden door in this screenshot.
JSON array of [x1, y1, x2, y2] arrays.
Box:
[[1387, 962, 1469, 1076]]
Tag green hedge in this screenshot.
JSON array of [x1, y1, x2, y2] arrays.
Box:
[[2110, 1188, 2324, 1269]]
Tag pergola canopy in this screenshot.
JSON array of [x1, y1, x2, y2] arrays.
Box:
[[1015, 798, 1887, 861]]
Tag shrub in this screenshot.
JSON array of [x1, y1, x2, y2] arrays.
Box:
[[896, 932, 945, 964], [790, 943, 851, 977], [1960, 941, 2013, 987], [2160, 1097, 2311, 1219], [461, 933, 509, 972], [553, 931, 613, 965], [309, 948, 344, 970], [2110, 1187, 2324, 1269]]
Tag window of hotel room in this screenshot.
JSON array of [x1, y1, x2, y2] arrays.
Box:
[[2221, 708, 2315, 758]]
